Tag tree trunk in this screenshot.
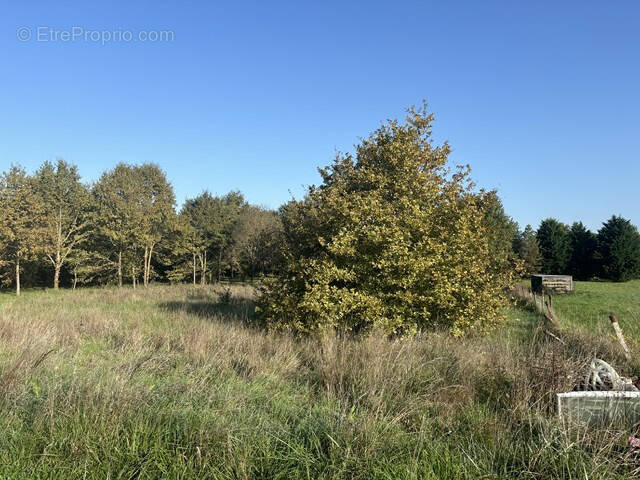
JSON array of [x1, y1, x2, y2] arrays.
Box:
[[146, 244, 154, 287], [201, 251, 207, 286], [53, 264, 61, 290], [53, 208, 62, 290], [117, 251, 123, 287], [132, 266, 136, 289], [217, 249, 222, 283], [192, 253, 196, 286], [73, 271, 78, 290], [15, 255, 20, 297], [143, 247, 148, 287]]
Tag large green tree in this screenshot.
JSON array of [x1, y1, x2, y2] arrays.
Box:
[[567, 221, 597, 280], [230, 206, 281, 280], [164, 213, 198, 285], [479, 190, 520, 276], [92, 164, 146, 287], [181, 192, 219, 285], [181, 191, 246, 284], [258, 106, 517, 336], [35, 159, 91, 289], [513, 225, 541, 275], [136, 164, 176, 287], [92, 163, 176, 287], [537, 218, 571, 274], [596, 216, 640, 282], [0, 166, 45, 295]]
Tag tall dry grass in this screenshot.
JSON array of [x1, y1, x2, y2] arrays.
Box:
[[0, 284, 637, 478]]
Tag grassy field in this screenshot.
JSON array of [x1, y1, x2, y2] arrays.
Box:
[[552, 280, 640, 344], [0, 284, 639, 479]]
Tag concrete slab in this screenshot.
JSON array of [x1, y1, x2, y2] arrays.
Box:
[[558, 391, 640, 427]]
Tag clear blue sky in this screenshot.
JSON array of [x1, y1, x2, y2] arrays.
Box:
[[1, 1, 638, 231]]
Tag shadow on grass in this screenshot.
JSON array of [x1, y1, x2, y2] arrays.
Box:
[[159, 298, 260, 328]]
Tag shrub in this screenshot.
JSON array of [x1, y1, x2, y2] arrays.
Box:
[[258, 105, 517, 336]]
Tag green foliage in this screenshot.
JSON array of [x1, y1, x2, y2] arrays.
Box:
[[91, 164, 146, 284], [34, 159, 91, 288], [259, 106, 517, 336], [90, 163, 176, 286], [0, 166, 45, 293], [0, 159, 280, 290], [567, 221, 597, 280], [596, 215, 640, 282], [180, 191, 248, 284], [536, 218, 571, 274], [479, 191, 521, 274], [229, 206, 282, 280], [513, 225, 540, 274]]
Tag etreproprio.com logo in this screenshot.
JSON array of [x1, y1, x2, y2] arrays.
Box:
[[17, 26, 175, 45]]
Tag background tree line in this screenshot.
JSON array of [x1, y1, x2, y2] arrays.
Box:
[[0, 103, 522, 337], [513, 216, 640, 282], [2, 158, 638, 304], [0, 160, 282, 295]]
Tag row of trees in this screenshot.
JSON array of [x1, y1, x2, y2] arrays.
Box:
[[1, 106, 522, 335], [513, 216, 640, 281], [2, 105, 636, 335], [0, 161, 281, 295]]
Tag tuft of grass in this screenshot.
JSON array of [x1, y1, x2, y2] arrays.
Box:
[[0, 284, 637, 478]]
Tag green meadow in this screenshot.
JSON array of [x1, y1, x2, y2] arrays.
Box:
[[0, 283, 638, 479]]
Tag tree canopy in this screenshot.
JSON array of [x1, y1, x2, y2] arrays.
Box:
[[258, 106, 518, 336], [596, 216, 640, 282], [537, 218, 571, 275], [567, 221, 597, 280], [514, 225, 540, 275]]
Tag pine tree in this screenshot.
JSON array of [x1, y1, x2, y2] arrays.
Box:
[[567, 221, 597, 280], [536, 218, 571, 274], [596, 216, 640, 281]]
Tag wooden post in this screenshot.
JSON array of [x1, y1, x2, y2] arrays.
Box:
[[610, 314, 632, 362], [547, 292, 552, 309]]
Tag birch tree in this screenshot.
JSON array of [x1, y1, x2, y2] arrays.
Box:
[[136, 164, 176, 287], [181, 191, 246, 284], [181, 192, 218, 285], [35, 159, 91, 289]]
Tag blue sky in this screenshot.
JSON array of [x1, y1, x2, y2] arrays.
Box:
[[1, 1, 638, 231]]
